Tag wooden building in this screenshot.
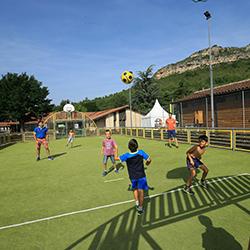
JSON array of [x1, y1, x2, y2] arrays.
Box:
[[173, 79, 250, 128], [86, 105, 142, 128]]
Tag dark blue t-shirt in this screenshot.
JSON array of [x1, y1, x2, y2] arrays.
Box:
[[34, 127, 48, 139], [119, 150, 149, 179]]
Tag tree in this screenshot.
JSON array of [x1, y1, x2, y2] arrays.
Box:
[[0, 73, 53, 131], [132, 65, 159, 114]]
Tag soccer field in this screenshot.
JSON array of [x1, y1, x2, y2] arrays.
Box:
[[0, 135, 249, 250]]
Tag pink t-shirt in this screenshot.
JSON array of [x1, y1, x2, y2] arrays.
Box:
[[102, 138, 116, 156]]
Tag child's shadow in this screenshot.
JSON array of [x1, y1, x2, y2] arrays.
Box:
[[107, 163, 125, 174], [166, 166, 201, 184]]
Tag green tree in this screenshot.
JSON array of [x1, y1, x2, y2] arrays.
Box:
[[0, 72, 53, 131], [132, 65, 159, 114]]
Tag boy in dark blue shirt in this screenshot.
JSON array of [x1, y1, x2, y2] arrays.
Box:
[[118, 139, 151, 215], [33, 121, 53, 161]]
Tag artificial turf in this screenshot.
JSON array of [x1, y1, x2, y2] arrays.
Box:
[[0, 135, 249, 249]]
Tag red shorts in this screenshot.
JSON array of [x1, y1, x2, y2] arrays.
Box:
[[36, 138, 48, 149]]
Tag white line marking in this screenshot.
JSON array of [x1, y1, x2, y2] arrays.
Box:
[[104, 178, 124, 183], [0, 173, 249, 231]]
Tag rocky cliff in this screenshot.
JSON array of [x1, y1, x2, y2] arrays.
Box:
[[155, 44, 250, 79]]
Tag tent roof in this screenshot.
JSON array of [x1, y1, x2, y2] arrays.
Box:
[[144, 99, 168, 118]]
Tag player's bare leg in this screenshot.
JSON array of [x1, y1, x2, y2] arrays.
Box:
[[113, 161, 119, 173], [102, 162, 108, 176], [168, 138, 172, 147], [137, 189, 144, 215], [138, 189, 144, 207], [45, 145, 53, 160], [200, 165, 209, 188], [183, 168, 196, 195], [36, 146, 41, 161], [133, 189, 139, 203], [174, 137, 179, 148]]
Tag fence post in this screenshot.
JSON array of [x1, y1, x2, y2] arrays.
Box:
[[160, 129, 163, 141], [143, 129, 145, 138], [22, 133, 25, 142], [136, 128, 138, 137], [232, 130, 236, 151], [206, 130, 210, 145], [7, 134, 10, 143], [187, 130, 191, 144], [151, 129, 154, 139], [3, 135, 6, 145]]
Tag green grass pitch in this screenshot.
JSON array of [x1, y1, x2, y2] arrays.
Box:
[[0, 135, 249, 249]]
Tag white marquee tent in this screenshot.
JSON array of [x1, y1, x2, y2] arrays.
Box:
[[141, 99, 176, 128]]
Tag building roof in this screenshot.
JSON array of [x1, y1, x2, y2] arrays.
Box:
[[0, 106, 131, 126], [85, 105, 129, 120], [175, 79, 250, 103], [0, 121, 18, 127], [0, 120, 39, 127]]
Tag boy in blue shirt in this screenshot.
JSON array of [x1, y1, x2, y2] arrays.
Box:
[[33, 121, 53, 161], [118, 139, 151, 215]]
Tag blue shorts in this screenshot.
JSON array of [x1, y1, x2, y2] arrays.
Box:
[[131, 177, 148, 190], [186, 157, 203, 169], [167, 130, 176, 139], [103, 155, 115, 164]]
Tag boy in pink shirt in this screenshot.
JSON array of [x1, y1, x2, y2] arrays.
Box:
[[102, 130, 118, 176]]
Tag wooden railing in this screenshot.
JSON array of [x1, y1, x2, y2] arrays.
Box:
[[1, 128, 250, 152]]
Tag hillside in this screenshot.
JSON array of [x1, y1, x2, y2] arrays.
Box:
[[155, 58, 250, 108], [56, 45, 250, 113], [155, 44, 250, 79]]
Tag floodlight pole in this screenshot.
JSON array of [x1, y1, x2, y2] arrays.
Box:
[[204, 11, 215, 128], [129, 86, 132, 128]]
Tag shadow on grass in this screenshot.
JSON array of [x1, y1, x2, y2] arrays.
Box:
[[107, 163, 125, 174], [51, 152, 67, 159], [199, 215, 242, 250], [40, 152, 67, 160], [65, 174, 250, 250], [0, 142, 16, 150], [70, 144, 82, 149], [167, 166, 201, 183]]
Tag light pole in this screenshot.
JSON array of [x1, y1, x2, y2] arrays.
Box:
[[128, 86, 132, 128], [204, 10, 215, 128]]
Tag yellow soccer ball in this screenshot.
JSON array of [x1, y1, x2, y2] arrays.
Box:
[[121, 71, 134, 84]]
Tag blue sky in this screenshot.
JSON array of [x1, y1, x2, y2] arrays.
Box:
[[0, 0, 249, 104]]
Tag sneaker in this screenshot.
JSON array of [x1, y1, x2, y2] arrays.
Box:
[[165, 143, 172, 148], [102, 171, 108, 177], [183, 186, 195, 195], [48, 156, 54, 160], [136, 207, 144, 215], [200, 180, 208, 189], [114, 169, 119, 173], [36, 156, 40, 161]]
